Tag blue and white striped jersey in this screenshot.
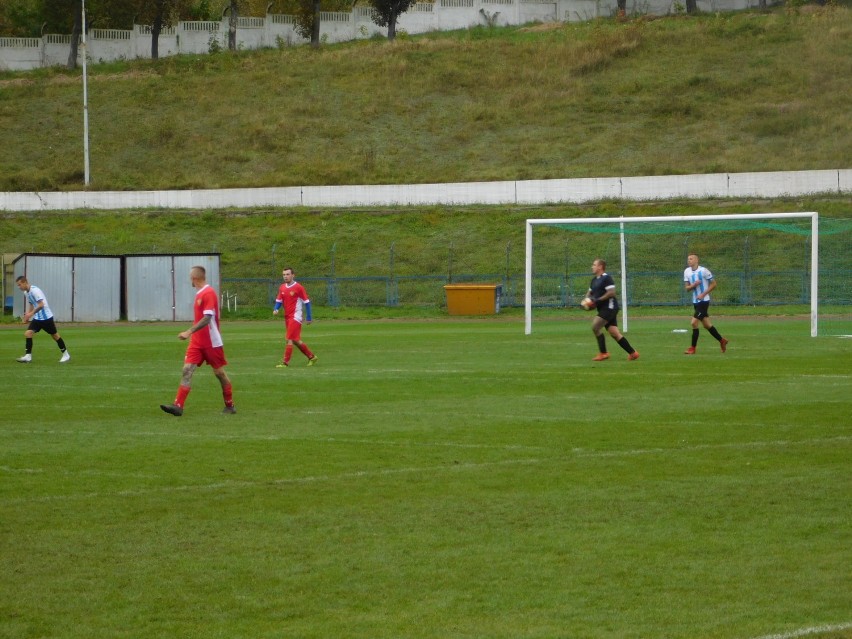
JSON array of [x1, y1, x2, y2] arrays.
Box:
[[25, 285, 53, 321], [683, 266, 714, 303]]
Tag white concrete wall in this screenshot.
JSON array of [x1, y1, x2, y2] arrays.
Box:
[[42, 35, 71, 68], [520, 2, 559, 23], [87, 29, 133, 63], [1, 170, 848, 212], [179, 21, 226, 55], [0, 37, 41, 71], [134, 26, 179, 59]]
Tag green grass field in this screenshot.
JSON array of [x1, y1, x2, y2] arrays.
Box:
[[1, 317, 850, 639]]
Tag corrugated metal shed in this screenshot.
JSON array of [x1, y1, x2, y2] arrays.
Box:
[[125, 254, 220, 321], [12, 254, 121, 322], [12, 253, 220, 322]]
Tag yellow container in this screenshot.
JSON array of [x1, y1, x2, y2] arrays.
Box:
[[444, 284, 502, 315]]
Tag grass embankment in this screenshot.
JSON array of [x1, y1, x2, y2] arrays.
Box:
[[1, 6, 851, 191], [2, 199, 850, 281]]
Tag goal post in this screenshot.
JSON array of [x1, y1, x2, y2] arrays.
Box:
[[524, 212, 822, 336]]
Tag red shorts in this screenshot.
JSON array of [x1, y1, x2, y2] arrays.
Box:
[[184, 344, 228, 369], [285, 318, 303, 342]]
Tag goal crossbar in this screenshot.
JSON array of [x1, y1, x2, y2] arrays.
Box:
[[524, 212, 819, 336]]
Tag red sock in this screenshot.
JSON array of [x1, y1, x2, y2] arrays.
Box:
[[222, 383, 233, 407], [284, 345, 293, 364], [297, 342, 314, 359], [175, 385, 190, 408]]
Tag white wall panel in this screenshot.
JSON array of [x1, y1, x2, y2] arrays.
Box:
[[72, 257, 121, 321]]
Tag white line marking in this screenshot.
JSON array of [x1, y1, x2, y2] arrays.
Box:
[[748, 621, 852, 639], [1, 429, 549, 451], [1, 457, 546, 504], [2, 436, 849, 505]]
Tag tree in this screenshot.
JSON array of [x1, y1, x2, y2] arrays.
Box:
[[370, 0, 416, 40], [292, 0, 321, 47], [285, 0, 348, 48], [39, 0, 138, 68], [134, 0, 195, 60], [68, 0, 82, 69], [0, 0, 43, 37], [151, 0, 168, 59], [39, 0, 79, 67], [227, 0, 238, 50], [310, 0, 320, 47]]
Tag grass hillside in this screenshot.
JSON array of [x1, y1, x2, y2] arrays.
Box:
[[2, 198, 849, 282], [1, 6, 851, 191]]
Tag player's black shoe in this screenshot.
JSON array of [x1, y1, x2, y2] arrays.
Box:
[[160, 404, 183, 417]]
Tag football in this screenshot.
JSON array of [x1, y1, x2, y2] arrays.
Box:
[[581, 297, 595, 310]]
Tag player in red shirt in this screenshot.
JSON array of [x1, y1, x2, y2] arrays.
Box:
[[273, 267, 317, 367], [161, 266, 236, 416]]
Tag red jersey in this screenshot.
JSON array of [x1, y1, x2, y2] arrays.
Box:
[[276, 282, 310, 323], [191, 284, 223, 348]]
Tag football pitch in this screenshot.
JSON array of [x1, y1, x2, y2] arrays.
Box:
[[1, 317, 850, 639]]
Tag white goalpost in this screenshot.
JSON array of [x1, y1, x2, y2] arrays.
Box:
[[524, 212, 820, 336]]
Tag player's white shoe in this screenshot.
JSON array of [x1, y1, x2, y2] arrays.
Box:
[[59, 351, 71, 363], [16, 354, 32, 363]]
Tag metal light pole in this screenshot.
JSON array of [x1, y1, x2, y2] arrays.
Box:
[[81, 0, 91, 185]]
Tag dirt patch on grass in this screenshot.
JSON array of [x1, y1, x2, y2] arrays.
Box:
[[0, 69, 157, 89], [518, 22, 565, 33]]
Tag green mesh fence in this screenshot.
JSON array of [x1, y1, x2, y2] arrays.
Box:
[[219, 217, 850, 332], [530, 215, 851, 334]]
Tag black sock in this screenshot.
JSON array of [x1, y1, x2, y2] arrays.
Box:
[[56, 338, 66, 351], [596, 334, 607, 353], [708, 326, 722, 341], [25, 337, 32, 354], [692, 329, 699, 347], [617, 337, 634, 354]]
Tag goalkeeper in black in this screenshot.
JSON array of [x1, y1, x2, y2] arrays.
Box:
[[585, 258, 639, 362]]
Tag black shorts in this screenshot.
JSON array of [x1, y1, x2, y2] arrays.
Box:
[[692, 301, 711, 320], [28, 317, 58, 335], [597, 307, 619, 328]]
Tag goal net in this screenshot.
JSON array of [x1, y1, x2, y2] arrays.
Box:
[[524, 212, 852, 337]]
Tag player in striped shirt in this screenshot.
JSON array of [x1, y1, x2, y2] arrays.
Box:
[[683, 253, 728, 355], [15, 275, 70, 364]]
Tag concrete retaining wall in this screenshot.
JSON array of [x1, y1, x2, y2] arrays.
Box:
[[1, 170, 848, 212]]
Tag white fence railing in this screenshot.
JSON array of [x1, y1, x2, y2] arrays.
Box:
[[44, 34, 73, 44], [0, 37, 40, 48], [91, 29, 131, 40], [182, 21, 221, 32], [320, 12, 352, 22], [237, 17, 266, 28], [136, 25, 177, 35], [356, 7, 378, 18]]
